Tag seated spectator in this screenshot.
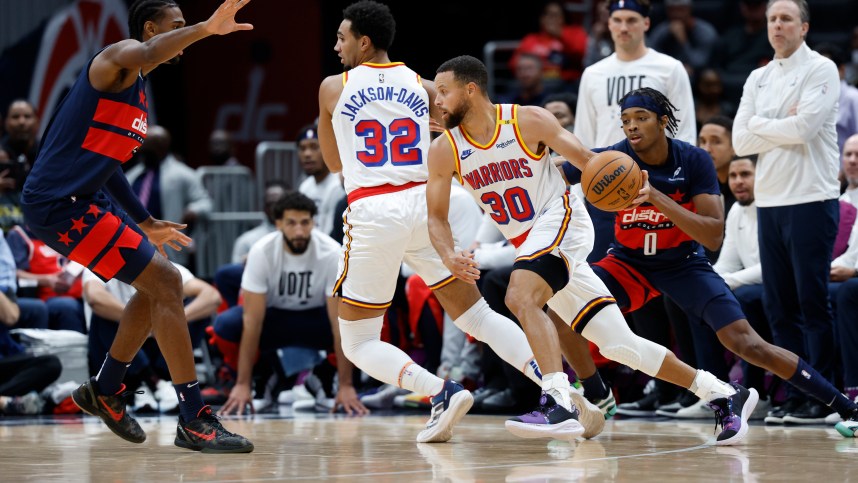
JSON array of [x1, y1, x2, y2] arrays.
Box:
[[542, 92, 577, 132], [296, 124, 344, 236], [710, 0, 772, 103], [698, 115, 738, 214], [125, 125, 212, 268], [212, 192, 368, 416], [207, 129, 240, 167], [695, 70, 737, 130], [0, 99, 40, 233], [82, 263, 221, 413], [647, 0, 718, 77], [816, 43, 858, 155], [842, 134, 858, 208], [499, 53, 554, 106], [215, 182, 288, 308], [510, 0, 588, 85], [6, 225, 86, 333]]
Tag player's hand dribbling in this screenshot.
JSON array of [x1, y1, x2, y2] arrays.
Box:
[[138, 218, 192, 258], [333, 385, 370, 416], [202, 0, 254, 36], [443, 250, 480, 284], [221, 382, 253, 416]]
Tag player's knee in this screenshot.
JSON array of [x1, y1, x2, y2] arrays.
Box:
[[504, 289, 533, 318]]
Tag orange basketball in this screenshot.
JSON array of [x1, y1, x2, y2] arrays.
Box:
[[580, 150, 642, 212]]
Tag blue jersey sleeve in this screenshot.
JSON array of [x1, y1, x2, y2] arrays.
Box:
[[686, 146, 720, 198], [104, 170, 150, 223]]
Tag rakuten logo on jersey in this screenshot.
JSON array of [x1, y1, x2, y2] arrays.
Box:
[[131, 113, 147, 135], [622, 208, 668, 224]]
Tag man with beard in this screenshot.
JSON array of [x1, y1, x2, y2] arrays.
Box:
[[296, 123, 344, 236], [317, 0, 589, 443], [428, 57, 754, 445], [20, 0, 253, 452], [215, 191, 368, 416], [0, 99, 39, 193]]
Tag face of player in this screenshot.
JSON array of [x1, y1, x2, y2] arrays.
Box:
[[608, 9, 650, 52], [433, 71, 471, 129], [5, 101, 37, 143], [144, 7, 186, 65], [698, 123, 735, 172], [335, 19, 363, 70], [728, 158, 756, 206], [298, 138, 326, 176], [277, 209, 314, 254], [544, 101, 574, 129], [767, 0, 808, 59], [843, 136, 858, 185], [621, 107, 665, 152]]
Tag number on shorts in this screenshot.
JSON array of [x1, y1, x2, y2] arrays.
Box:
[[355, 118, 422, 167], [480, 187, 535, 225], [643, 232, 657, 256]]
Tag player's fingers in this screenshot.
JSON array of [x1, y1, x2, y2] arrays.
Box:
[[234, 23, 254, 31], [166, 241, 182, 251], [157, 245, 168, 258]]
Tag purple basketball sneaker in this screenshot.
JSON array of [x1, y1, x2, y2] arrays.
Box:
[[505, 392, 585, 440], [707, 382, 758, 446]]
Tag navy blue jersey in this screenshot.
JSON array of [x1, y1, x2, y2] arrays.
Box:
[[23, 53, 147, 206], [564, 138, 719, 269]]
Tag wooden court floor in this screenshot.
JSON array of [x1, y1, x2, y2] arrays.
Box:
[[0, 412, 855, 482]]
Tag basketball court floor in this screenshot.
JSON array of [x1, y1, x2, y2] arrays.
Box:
[[1, 409, 855, 482]]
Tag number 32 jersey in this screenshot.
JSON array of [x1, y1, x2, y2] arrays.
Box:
[[332, 62, 431, 194], [445, 104, 566, 241]]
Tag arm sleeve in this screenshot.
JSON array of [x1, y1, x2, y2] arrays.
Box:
[[746, 62, 840, 145], [104, 170, 150, 223], [712, 207, 760, 289], [732, 73, 783, 156]]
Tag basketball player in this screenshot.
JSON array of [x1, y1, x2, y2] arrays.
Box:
[[214, 191, 369, 416], [562, 86, 858, 438], [427, 55, 754, 445], [20, 0, 254, 452], [317, 1, 581, 443]]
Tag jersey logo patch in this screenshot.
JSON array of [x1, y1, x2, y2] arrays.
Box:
[[460, 149, 474, 160]]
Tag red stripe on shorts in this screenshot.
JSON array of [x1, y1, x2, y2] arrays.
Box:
[[68, 212, 121, 266], [91, 225, 143, 280]]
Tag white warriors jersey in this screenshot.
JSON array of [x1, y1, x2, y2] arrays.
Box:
[[332, 62, 432, 194], [445, 104, 566, 241]]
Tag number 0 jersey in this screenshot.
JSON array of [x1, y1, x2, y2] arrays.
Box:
[[332, 62, 431, 195], [445, 104, 566, 241]]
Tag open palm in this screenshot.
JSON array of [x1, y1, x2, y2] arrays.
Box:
[[203, 0, 254, 36]]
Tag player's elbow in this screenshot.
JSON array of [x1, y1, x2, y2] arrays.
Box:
[[702, 232, 724, 252]]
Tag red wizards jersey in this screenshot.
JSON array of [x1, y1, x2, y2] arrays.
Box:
[[23, 50, 147, 206]]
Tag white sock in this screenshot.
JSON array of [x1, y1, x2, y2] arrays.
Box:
[[454, 298, 542, 385], [689, 370, 737, 402], [338, 316, 443, 396], [541, 372, 572, 411]]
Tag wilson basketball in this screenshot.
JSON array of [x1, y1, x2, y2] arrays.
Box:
[[581, 150, 642, 212]]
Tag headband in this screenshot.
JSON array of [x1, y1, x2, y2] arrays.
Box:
[[609, 0, 650, 17], [620, 94, 664, 117], [297, 126, 318, 142]]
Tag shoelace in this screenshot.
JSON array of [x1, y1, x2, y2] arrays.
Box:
[[708, 398, 734, 434]]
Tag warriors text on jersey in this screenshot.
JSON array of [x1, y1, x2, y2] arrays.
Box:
[[332, 62, 431, 196], [445, 104, 567, 242]]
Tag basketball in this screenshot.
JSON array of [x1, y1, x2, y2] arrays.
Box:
[[580, 150, 642, 212]]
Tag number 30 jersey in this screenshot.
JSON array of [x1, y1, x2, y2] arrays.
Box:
[[332, 62, 431, 194], [445, 104, 567, 241]]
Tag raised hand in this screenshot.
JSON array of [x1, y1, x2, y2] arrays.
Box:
[[202, 0, 254, 36], [138, 218, 192, 258]]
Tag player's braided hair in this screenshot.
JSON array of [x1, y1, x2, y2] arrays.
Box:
[[619, 87, 680, 136], [128, 0, 178, 41]]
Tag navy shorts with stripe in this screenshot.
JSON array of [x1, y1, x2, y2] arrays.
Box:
[[591, 251, 745, 331], [22, 191, 156, 284]]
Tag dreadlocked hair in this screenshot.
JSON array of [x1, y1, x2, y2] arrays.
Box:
[[619, 87, 681, 136], [128, 0, 178, 41]]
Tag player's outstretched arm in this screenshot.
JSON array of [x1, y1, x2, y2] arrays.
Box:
[[220, 290, 265, 416], [318, 75, 344, 173], [91, 0, 253, 90], [516, 106, 595, 172], [426, 136, 479, 284]]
